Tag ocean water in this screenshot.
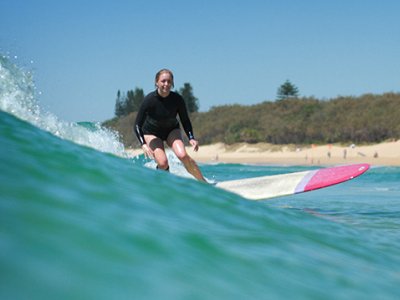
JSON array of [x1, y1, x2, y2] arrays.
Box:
[[1, 56, 400, 300]]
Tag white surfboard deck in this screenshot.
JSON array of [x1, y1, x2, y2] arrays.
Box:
[[215, 163, 370, 200]]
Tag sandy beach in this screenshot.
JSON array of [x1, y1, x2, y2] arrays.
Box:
[[126, 140, 400, 166]]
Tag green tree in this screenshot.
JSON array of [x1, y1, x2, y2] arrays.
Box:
[[125, 87, 144, 114], [179, 82, 199, 113], [114, 90, 126, 117], [277, 80, 299, 101]]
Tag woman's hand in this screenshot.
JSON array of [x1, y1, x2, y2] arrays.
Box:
[[142, 144, 154, 159], [189, 139, 199, 152]]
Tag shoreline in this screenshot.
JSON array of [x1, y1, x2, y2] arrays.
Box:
[[126, 140, 400, 167]]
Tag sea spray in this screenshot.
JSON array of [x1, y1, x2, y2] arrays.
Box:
[[0, 55, 125, 156]]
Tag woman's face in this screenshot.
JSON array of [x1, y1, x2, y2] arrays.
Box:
[[156, 72, 173, 97]]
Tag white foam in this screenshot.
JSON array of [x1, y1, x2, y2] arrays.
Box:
[[0, 55, 126, 156], [143, 149, 216, 183], [144, 149, 194, 178]]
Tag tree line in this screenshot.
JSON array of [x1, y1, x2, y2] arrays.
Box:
[[103, 80, 399, 147], [190, 92, 400, 145]]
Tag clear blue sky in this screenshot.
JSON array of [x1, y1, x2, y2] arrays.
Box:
[[2, 0, 399, 122]]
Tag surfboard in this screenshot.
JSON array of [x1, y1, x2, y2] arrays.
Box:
[[215, 163, 370, 200]]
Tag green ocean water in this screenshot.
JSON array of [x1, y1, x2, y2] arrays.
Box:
[[1, 56, 400, 299]]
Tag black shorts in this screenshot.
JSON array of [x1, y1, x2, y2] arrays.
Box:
[[144, 124, 180, 141]]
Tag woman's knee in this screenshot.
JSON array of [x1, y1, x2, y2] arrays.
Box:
[[156, 157, 169, 169], [174, 148, 190, 161]]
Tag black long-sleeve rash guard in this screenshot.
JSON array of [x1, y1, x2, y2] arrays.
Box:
[[134, 90, 195, 145]]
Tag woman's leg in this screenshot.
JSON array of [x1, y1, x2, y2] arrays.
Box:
[[167, 129, 207, 182], [144, 135, 169, 170]]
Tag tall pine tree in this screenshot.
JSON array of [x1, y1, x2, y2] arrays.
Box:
[[277, 80, 299, 101], [125, 87, 144, 114], [114, 90, 125, 117], [179, 83, 199, 113]]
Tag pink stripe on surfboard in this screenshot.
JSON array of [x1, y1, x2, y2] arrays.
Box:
[[296, 163, 370, 193], [294, 170, 318, 193]]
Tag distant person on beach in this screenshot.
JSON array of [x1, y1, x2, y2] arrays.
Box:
[[134, 69, 206, 182]]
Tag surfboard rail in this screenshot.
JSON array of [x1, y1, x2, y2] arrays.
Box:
[[215, 163, 370, 200]]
